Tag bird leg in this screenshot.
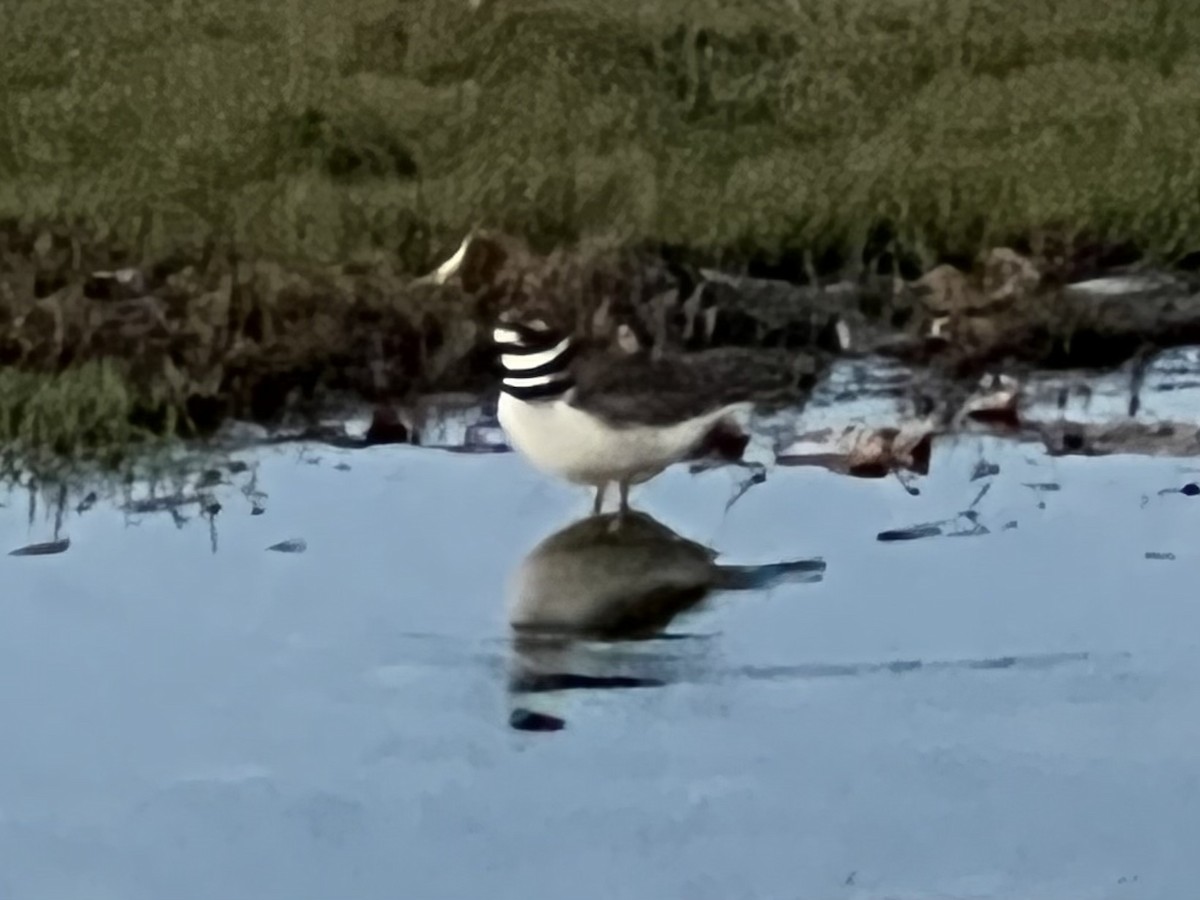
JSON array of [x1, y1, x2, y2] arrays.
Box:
[[617, 480, 631, 517], [592, 482, 608, 515]]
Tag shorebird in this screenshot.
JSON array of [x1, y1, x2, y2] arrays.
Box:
[[508, 509, 827, 639], [492, 310, 803, 514], [503, 510, 826, 730]]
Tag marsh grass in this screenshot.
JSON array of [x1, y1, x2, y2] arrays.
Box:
[[3, 0, 1200, 463], [0, 359, 263, 487], [1, 0, 1198, 274], [0, 361, 157, 470]]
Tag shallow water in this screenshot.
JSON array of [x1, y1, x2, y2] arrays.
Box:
[[3, 431, 1200, 900]]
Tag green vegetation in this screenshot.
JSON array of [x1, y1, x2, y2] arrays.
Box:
[[2, 0, 1199, 273], [0, 361, 154, 469], [2, 0, 1200, 462], [0, 359, 253, 483]]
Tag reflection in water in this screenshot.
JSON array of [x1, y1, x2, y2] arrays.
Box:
[[505, 510, 826, 731], [8, 537, 70, 556], [3, 455, 268, 557]]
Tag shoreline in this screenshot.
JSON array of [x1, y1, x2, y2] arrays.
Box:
[[4, 225, 1200, 471], [7, 343, 1200, 535]]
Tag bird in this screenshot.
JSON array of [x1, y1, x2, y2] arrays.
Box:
[[508, 509, 827, 641], [492, 309, 808, 515], [504, 509, 826, 730]]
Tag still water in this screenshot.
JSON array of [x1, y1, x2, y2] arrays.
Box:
[[2, 430, 1199, 900]]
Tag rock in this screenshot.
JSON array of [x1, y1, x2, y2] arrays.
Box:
[[939, 266, 1200, 371], [508, 708, 565, 732], [1064, 272, 1190, 298], [1051, 275, 1200, 364], [266, 538, 307, 554], [913, 264, 979, 316], [890, 250, 1200, 373], [903, 263, 1019, 366], [912, 249, 1040, 317], [980, 247, 1040, 302]]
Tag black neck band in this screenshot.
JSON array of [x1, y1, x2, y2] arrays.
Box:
[[500, 340, 577, 378], [501, 377, 575, 402]]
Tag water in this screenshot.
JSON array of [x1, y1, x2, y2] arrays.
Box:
[[2, 430, 1200, 900]]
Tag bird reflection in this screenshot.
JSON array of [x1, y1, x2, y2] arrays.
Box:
[[505, 510, 826, 731]]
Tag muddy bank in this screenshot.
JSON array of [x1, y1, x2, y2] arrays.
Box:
[[8, 341, 1200, 569], [225, 342, 1200, 520], [4, 221, 1200, 459]]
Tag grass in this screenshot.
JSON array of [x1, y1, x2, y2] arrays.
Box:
[[0, 361, 155, 469], [0, 359, 257, 484], [2, 0, 1200, 464], [1, 0, 1199, 275]]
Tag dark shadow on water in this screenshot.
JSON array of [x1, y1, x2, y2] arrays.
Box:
[[504, 510, 826, 732], [728, 649, 1130, 683]]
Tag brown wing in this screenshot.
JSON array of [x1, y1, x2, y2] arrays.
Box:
[[568, 345, 813, 427]]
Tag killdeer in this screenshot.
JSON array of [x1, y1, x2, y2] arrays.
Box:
[[508, 509, 827, 639], [505, 510, 826, 729], [493, 312, 803, 514]]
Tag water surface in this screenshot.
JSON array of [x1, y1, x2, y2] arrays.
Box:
[[2, 432, 1199, 900]]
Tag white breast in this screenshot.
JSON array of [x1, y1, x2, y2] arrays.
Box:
[[498, 391, 744, 486]]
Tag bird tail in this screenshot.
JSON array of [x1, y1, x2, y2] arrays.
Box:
[[715, 558, 827, 591]]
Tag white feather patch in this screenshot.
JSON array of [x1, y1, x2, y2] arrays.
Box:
[[432, 234, 471, 284], [502, 372, 568, 389], [493, 327, 524, 345], [500, 337, 572, 372]]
